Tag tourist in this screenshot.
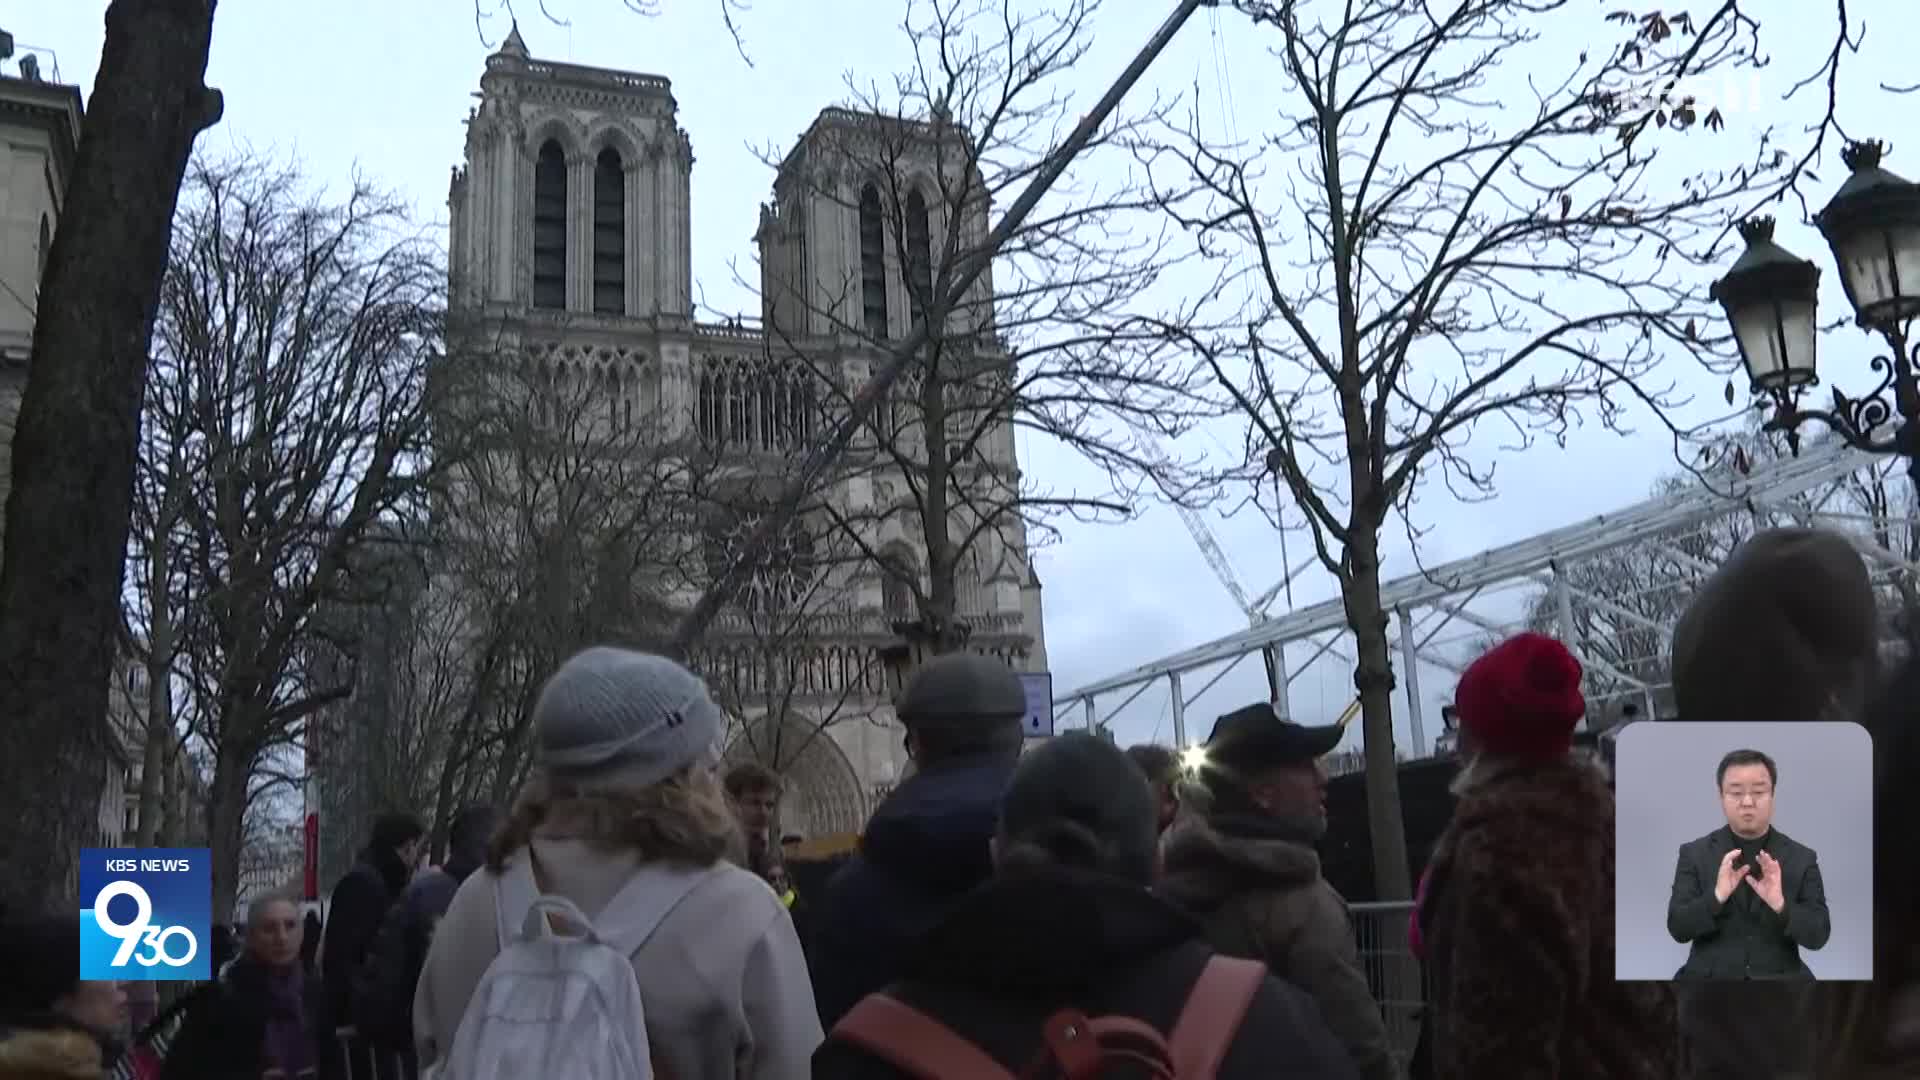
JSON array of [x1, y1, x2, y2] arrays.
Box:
[[816, 731, 1358, 1078], [1158, 703, 1398, 1080], [806, 653, 1028, 1030], [162, 894, 328, 1080], [1420, 633, 1678, 1077], [1667, 527, 1882, 1080], [0, 911, 126, 1080], [1124, 742, 1183, 835], [412, 646, 820, 1078]]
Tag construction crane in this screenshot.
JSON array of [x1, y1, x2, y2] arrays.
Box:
[[1127, 422, 1360, 727], [1126, 422, 1299, 629]]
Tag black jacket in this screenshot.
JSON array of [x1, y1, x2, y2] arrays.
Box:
[[812, 867, 1359, 1079], [320, 849, 411, 1029], [808, 755, 1017, 1029], [1668, 825, 1830, 980], [160, 956, 330, 1080], [350, 854, 480, 1051]]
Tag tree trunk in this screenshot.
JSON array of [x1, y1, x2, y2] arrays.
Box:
[[1342, 526, 1413, 904], [156, 736, 180, 846], [206, 747, 248, 924], [919, 362, 966, 654], [1343, 525, 1420, 1062], [136, 523, 176, 846], [0, 0, 219, 915]]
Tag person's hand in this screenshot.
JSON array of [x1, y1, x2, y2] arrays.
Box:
[[1714, 847, 1749, 903], [1747, 850, 1787, 913]]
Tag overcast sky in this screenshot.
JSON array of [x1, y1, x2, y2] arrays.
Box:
[[16, 1, 1913, 756]]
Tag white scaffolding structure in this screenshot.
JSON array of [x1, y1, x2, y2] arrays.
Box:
[[1057, 445, 1917, 758]]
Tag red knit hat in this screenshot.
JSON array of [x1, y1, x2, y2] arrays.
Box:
[[1454, 633, 1586, 759]]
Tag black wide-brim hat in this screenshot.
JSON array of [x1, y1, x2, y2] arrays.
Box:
[[1205, 702, 1344, 770]]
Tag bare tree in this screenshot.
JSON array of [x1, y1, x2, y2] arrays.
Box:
[[134, 156, 449, 919], [1134, 0, 1816, 902], [742, 0, 1212, 658], [393, 325, 726, 834]]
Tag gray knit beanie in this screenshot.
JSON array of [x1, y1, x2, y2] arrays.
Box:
[[532, 647, 724, 785]]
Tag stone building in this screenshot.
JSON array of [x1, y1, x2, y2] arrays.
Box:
[[438, 29, 1049, 835], [0, 43, 80, 565]]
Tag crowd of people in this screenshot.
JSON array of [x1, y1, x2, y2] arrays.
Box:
[[0, 525, 1913, 1079]]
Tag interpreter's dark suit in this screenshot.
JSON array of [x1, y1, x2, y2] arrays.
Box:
[[1666, 825, 1830, 980]]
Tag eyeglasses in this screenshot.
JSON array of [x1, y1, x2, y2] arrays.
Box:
[[1722, 789, 1771, 804]]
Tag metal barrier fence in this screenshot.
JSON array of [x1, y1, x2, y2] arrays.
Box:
[[335, 1028, 415, 1080], [1347, 900, 1427, 1066]]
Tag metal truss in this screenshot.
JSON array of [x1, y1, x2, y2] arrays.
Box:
[[1058, 444, 1914, 754]]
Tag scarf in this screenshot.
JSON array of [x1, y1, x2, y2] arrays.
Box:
[[260, 964, 315, 1077]]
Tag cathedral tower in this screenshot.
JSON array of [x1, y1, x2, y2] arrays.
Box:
[[450, 25, 693, 321]]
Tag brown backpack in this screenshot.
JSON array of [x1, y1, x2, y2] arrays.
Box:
[[828, 955, 1268, 1079]]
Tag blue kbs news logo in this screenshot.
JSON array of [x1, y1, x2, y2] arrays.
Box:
[[79, 848, 212, 981]]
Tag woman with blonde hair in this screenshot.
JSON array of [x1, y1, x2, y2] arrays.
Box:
[[413, 646, 821, 1078]]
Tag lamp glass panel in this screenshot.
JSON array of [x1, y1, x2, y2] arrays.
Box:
[[1730, 300, 1795, 385], [1887, 220, 1920, 318], [1834, 229, 1899, 316]]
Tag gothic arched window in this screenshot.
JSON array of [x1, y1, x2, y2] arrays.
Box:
[[904, 189, 933, 325], [593, 148, 625, 315], [532, 141, 568, 310], [859, 185, 888, 338], [880, 544, 917, 620], [697, 371, 719, 441]]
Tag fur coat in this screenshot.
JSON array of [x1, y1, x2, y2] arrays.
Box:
[[0, 1022, 105, 1080], [1422, 754, 1679, 1079]]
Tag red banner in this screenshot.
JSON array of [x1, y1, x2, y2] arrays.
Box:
[[303, 812, 320, 900]]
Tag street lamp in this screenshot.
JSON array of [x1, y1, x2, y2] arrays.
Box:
[[1712, 140, 1920, 476]]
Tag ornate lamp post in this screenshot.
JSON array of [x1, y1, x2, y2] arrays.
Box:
[[1711, 140, 1920, 479]]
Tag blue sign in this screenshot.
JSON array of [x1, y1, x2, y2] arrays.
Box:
[[1019, 672, 1054, 738], [80, 847, 211, 981]]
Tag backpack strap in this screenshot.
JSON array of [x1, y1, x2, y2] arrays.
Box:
[[491, 851, 722, 957], [592, 863, 725, 957], [1036, 1011, 1177, 1080], [1166, 956, 1266, 1078], [832, 993, 1015, 1080]]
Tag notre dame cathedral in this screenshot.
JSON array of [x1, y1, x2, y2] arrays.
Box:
[[439, 27, 1050, 837]]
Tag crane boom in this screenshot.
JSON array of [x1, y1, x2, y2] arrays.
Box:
[[1125, 423, 1257, 619]]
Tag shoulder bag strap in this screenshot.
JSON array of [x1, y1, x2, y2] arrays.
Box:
[[832, 994, 1015, 1080], [1166, 955, 1266, 1078]]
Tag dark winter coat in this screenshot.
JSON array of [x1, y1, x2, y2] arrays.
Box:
[[813, 867, 1360, 1079], [1423, 755, 1680, 1079], [1669, 825, 1829, 980], [350, 853, 481, 1052], [1158, 813, 1400, 1080], [0, 1016, 107, 1080], [319, 848, 410, 1032], [159, 956, 330, 1080], [807, 754, 1017, 1029]]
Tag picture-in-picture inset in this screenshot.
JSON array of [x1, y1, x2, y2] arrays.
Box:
[[1614, 720, 1873, 982]]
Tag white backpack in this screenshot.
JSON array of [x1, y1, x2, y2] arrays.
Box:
[[431, 857, 717, 1080]]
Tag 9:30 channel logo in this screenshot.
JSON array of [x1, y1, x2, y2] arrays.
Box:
[[79, 848, 212, 981]]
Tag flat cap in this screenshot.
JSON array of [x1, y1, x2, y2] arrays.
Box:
[[897, 652, 1027, 726]]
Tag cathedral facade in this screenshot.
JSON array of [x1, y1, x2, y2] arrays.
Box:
[[442, 30, 1049, 836]]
